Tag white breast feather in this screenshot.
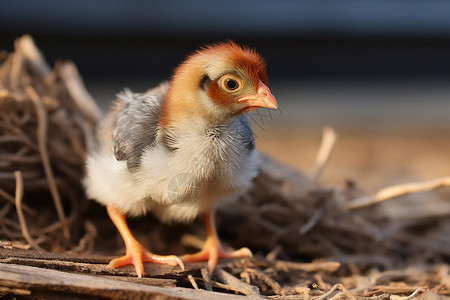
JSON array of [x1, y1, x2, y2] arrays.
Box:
[[84, 118, 258, 222]]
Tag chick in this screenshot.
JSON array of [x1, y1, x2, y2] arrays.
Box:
[[84, 42, 277, 277]]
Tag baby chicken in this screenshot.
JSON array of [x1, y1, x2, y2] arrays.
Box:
[[84, 42, 277, 277]]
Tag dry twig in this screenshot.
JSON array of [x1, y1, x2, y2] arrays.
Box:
[[14, 171, 44, 251], [26, 86, 69, 239], [187, 274, 199, 290], [201, 268, 213, 291], [310, 126, 337, 182], [215, 268, 260, 297], [347, 176, 450, 210]]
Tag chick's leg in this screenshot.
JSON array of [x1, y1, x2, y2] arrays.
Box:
[[107, 205, 184, 277], [182, 207, 252, 274]]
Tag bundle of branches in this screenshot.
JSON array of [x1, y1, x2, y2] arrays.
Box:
[[0, 35, 100, 252], [218, 156, 450, 273]]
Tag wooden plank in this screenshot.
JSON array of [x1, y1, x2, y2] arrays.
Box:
[[0, 263, 248, 300]]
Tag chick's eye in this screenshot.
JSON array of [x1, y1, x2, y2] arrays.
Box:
[[225, 78, 239, 90]]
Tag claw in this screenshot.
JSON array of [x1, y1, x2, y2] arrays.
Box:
[[148, 253, 185, 271]]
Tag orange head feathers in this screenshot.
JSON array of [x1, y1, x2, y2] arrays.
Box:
[[160, 41, 277, 128]]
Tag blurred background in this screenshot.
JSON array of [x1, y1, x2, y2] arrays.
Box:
[[1, 0, 450, 190]]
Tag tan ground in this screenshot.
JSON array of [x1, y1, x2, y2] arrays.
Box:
[[258, 125, 450, 191]]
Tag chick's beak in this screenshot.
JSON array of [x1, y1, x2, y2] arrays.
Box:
[[237, 80, 278, 110]]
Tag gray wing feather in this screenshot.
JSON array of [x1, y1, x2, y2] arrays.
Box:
[[112, 85, 167, 170], [235, 115, 255, 151]]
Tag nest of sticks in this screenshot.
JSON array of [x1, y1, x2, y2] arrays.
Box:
[[0, 35, 100, 252], [0, 35, 449, 299]]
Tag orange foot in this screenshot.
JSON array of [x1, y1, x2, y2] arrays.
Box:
[[182, 239, 252, 274], [109, 243, 184, 278], [182, 209, 252, 274], [106, 205, 184, 277]]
